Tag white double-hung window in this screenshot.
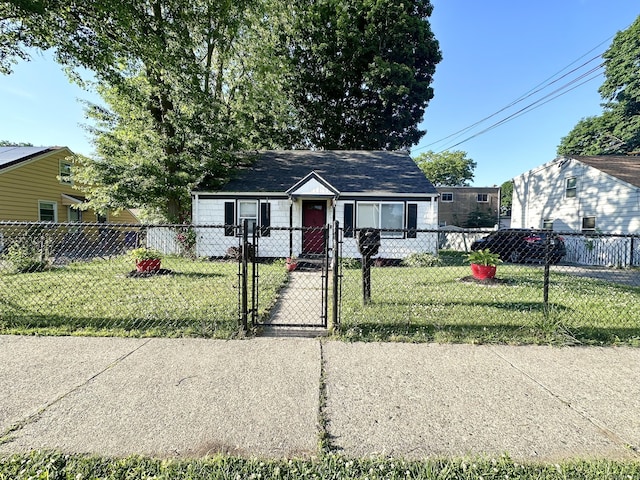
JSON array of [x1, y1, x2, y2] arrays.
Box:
[[356, 202, 404, 238], [238, 200, 258, 234]]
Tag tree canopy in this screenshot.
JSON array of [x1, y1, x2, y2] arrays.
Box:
[[499, 180, 513, 217], [413, 150, 476, 186], [282, 0, 441, 150], [558, 15, 640, 156], [2, 0, 441, 220], [0, 140, 33, 146]]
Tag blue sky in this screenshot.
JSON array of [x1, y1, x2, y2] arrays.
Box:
[[0, 1, 638, 187]]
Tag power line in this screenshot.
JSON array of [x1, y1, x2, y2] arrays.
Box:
[[423, 53, 604, 150], [413, 29, 621, 154], [436, 66, 604, 152]]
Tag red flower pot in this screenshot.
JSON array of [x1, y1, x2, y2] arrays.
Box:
[[471, 263, 496, 280], [286, 262, 298, 272], [136, 259, 161, 273]]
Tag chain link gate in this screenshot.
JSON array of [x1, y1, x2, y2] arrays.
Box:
[[237, 221, 341, 331]]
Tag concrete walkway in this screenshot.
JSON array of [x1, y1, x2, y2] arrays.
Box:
[[1, 335, 639, 461], [266, 270, 327, 327]]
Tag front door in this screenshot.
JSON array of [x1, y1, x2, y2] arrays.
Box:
[[302, 200, 326, 254]]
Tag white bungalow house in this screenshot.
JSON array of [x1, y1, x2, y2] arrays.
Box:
[[511, 155, 640, 266], [192, 150, 439, 259], [511, 155, 640, 233]]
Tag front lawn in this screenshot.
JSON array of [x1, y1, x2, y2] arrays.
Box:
[[0, 256, 287, 338], [339, 264, 640, 346]]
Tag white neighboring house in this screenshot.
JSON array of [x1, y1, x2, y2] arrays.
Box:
[[511, 155, 640, 266], [192, 150, 439, 259]]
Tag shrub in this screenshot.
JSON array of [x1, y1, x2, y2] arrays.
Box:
[[341, 257, 362, 269], [225, 245, 255, 261], [4, 242, 49, 273], [402, 252, 442, 267]]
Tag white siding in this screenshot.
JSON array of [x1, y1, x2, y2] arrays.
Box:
[[194, 195, 439, 258], [512, 158, 640, 234]]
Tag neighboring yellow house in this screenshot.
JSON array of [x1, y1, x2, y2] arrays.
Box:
[[0, 146, 138, 223]]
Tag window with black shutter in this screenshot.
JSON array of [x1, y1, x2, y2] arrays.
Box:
[[344, 203, 354, 237], [224, 201, 235, 236], [407, 203, 418, 238], [260, 202, 271, 236]]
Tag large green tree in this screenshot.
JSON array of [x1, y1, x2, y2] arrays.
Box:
[[280, 0, 441, 150], [2, 0, 263, 221], [558, 15, 640, 156], [413, 150, 476, 186], [2, 0, 442, 219]]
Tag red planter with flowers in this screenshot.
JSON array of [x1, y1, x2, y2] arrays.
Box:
[[470, 263, 497, 280]]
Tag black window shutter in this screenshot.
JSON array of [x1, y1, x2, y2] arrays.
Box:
[[344, 203, 354, 238], [407, 203, 418, 238], [224, 201, 235, 236], [260, 202, 271, 237]]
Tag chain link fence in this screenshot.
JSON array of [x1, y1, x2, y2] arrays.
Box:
[[339, 227, 640, 345], [0, 222, 252, 338], [1, 221, 638, 345]]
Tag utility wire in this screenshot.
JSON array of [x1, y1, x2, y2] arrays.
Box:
[[414, 30, 621, 153], [425, 53, 604, 149], [437, 66, 604, 152]]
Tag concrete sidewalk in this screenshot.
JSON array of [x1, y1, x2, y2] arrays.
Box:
[[1, 335, 639, 461]]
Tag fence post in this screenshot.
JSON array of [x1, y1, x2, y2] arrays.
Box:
[[543, 233, 550, 317], [240, 219, 249, 332], [332, 221, 340, 329], [251, 227, 258, 327]]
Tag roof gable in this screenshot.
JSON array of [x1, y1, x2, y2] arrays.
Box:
[[570, 155, 640, 188], [0, 146, 69, 172], [204, 150, 437, 195], [286, 171, 339, 197]]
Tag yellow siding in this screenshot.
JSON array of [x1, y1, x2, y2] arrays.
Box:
[[0, 148, 138, 224]]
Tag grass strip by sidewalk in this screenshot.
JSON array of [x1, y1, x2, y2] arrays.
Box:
[[1, 451, 639, 479]]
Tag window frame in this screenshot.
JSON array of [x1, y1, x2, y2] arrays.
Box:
[[542, 219, 553, 230], [238, 199, 258, 235], [565, 177, 577, 199], [441, 192, 453, 202], [68, 206, 82, 223], [476, 193, 489, 203], [581, 216, 596, 233], [38, 200, 57, 222], [59, 160, 73, 185], [356, 201, 405, 239]]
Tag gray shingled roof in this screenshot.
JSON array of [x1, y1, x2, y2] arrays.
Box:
[[571, 155, 640, 189], [201, 150, 437, 195], [0, 146, 56, 170]]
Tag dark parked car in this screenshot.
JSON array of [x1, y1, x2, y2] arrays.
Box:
[[470, 229, 567, 264]]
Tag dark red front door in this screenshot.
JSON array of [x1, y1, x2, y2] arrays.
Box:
[[302, 201, 326, 254]]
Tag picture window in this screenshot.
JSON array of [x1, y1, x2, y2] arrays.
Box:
[[357, 202, 404, 238]]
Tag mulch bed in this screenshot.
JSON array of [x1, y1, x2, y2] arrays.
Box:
[[459, 275, 511, 285], [126, 268, 174, 278]]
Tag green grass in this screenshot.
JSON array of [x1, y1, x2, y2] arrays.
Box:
[[2, 255, 639, 346], [0, 256, 288, 338], [338, 264, 640, 346], [1, 451, 639, 479]]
